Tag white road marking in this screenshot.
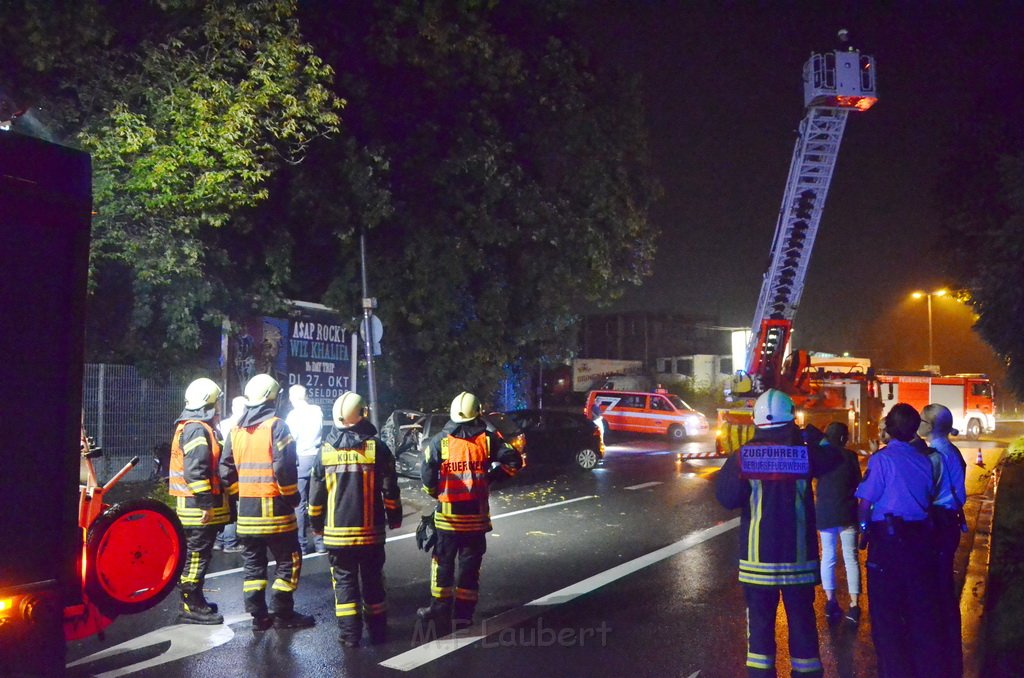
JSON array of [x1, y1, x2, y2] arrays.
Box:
[[205, 495, 599, 580], [625, 481, 663, 490], [379, 517, 740, 671], [66, 614, 248, 676]]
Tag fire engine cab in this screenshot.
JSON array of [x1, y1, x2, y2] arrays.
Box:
[[876, 372, 995, 440]]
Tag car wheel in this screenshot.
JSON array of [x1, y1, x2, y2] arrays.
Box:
[[667, 425, 686, 441], [575, 448, 599, 470], [966, 418, 982, 440]]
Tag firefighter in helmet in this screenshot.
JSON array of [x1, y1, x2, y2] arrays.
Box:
[[219, 373, 316, 631], [169, 377, 232, 624], [416, 391, 523, 631], [308, 391, 403, 647], [715, 389, 827, 677]]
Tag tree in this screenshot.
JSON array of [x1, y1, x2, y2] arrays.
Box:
[[301, 1, 660, 407], [939, 83, 1024, 397], [1, 0, 342, 371]]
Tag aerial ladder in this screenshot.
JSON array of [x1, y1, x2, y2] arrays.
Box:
[[718, 37, 877, 453]]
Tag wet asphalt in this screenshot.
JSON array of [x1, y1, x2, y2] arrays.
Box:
[[64, 433, 1005, 678]]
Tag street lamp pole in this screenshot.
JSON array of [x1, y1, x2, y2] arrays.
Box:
[[911, 289, 947, 371]]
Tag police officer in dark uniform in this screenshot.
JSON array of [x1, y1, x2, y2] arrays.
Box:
[[855, 403, 944, 677], [716, 389, 827, 677]]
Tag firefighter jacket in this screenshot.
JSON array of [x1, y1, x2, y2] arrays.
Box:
[[219, 402, 300, 537], [421, 419, 523, 533], [169, 408, 231, 528], [307, 418, 402, 548], [715, 422, 835, 587]]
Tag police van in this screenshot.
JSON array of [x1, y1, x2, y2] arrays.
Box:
[[585, 389, 709, 440]]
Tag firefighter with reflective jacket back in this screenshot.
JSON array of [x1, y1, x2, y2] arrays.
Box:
[[416, 392, 523, 631], [219, 373, 316, 631], [308, 391, 403, 647], [716, 389, 830, 677], [169, 378, 232, 624]]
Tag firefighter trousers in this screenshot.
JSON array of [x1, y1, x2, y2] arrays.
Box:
[[179, 525, 218, 594], [743, 584, 822, 677], [240, 532, 303, 617], [430, 531, 486, 622], [329, 544, 387, 642]]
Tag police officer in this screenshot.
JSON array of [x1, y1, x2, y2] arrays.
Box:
[[308, 391, 402, 647], [169, 377, 232, 624], [220, 373, 315, 631], [920, 403, 967, 677], [855, 403, 943, 677], [715, 389, 825, 677], [416, 392, 523, 631]]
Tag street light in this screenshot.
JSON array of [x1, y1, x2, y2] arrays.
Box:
[[910, 289, 948, 370]]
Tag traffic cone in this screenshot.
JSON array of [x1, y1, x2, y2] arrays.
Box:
[[975, 448, 985, 469]]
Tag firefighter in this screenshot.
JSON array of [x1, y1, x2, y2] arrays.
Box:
[[715, 389, 826, 677], [308, 391, 402, 647], [416, 392, 523, 631], [169, 377, 232, 624], [220, 373, 315, 631]]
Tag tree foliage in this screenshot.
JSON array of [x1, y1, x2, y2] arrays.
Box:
[[303, 1, 659, 407], [2, 0, 342, 370], [939, 83, 1024, 397]]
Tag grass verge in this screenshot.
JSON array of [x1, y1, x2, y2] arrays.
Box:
[[984, 437, 1024, 676]]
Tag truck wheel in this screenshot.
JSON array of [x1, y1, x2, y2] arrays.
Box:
[[966, 418, 982, 440], [575, 448, 599, 470], [668, 425, 686, 442], [84, 498, 185, 617]]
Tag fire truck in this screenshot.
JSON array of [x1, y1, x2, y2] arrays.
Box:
[[0, 131, 185, 675], [717, 36, 879, 454], [876, 371, 995, 440]]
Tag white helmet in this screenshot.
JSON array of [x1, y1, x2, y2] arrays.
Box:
[[450, 391, 481, 423], [753, 389, 795, 428], [244, 373, 280, 406], [332, 391, 366, 427], [184, 378, 222, 410]]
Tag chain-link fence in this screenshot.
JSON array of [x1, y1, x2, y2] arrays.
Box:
[[82, 364, 186, 482]]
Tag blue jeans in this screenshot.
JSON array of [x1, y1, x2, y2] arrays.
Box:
[[216, 522, 239, 549], [296, 455, 323, 551]]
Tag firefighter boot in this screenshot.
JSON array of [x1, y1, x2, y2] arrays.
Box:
[[273, 610, 317, 630], [179, 589, 224, 625], [452, 599, 475, 631], [338, 616, 362, 648], [416, 599, 452, 636], [366, 615, 388, 645]]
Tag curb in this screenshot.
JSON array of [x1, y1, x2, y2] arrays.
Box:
[[960, 456, 1000, 678]]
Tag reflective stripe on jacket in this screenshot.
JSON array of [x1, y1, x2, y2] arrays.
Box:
[[170, 420, 222, 497]]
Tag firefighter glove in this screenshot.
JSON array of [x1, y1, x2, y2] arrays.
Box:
[[416, 513, 437, 553]]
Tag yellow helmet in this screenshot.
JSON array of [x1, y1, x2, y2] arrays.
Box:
[[244, 373, 280, 406], [450, 391, 481, 423], [184, 378, 222, 410], [332, 391, 366, 427]]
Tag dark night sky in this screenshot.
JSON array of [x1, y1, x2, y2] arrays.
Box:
[[572, 2, 1023, 378]]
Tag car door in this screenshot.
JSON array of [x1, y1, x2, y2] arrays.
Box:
[[540, 413, 579, 461]]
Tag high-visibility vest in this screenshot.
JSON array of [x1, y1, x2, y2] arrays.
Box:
[[232, 419, 282, 498], [169, 420, 222, 497], [438, 433, 490, 503]]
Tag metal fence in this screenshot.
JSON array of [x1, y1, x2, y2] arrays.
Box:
[[82, 364, 186, 482]]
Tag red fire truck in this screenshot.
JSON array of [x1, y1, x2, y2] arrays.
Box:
[[876, 372, 995, 440]]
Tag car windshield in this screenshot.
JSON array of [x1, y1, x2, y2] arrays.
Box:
[[666, 394, 693, 411]]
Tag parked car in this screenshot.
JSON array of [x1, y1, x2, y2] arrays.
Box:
[[585, 389, 709, 441], [502, 409, 604, 470], [380, 409, 526, 479]]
